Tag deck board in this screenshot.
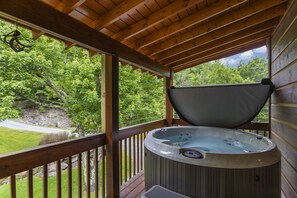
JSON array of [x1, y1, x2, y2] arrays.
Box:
[[120, 171, 145, 198]]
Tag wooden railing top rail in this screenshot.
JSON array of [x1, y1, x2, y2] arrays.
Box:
[[0, 133, 107, 178], [116, 119, 166, 141], [172, 118, 270, 131]]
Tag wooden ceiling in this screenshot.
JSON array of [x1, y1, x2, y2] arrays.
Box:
[[0, 0, 290, 76]]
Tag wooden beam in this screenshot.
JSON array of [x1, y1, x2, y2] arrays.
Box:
[[112, 0, 204, 41], [146, 0, 287, 57], [0, 0, 169, 77], [88, 49, 98, 57], [64, 41, 75, 49], [31, 28, 44, 40], [90, 0, 145, 30], [165, 72, 173, 126], [101, 54, 120, 198], [153, 4, 286, 61], [163, 19, 279, 66], [56, 0, 86, 14], [169, 29, 272, 68], [173, 40, 266, 72], [134, 0, 248, 49]]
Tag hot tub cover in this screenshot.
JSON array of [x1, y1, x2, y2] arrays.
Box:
[[168, 79, 274, 128]]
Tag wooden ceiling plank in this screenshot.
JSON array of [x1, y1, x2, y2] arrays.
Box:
[[173, 40, 266, 72], [0, 0, 169, 76], [31, 28, 45, 40], [90, 0, 146, 30], [152, 4, 286, 61], [146, 0, 287, 57], [112, 0, 204, 41], [134, 0, 248, 49], [56, 0, 86, 14], [163, 18, 279, 65], [168, 29, 273, 68]]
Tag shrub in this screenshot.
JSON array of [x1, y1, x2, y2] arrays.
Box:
[[39, 132, 69, 145]]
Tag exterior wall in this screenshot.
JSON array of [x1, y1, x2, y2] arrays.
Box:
[[271, 0, 297, 197]]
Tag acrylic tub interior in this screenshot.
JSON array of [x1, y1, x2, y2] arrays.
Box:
[[144, 126, 281, 198]]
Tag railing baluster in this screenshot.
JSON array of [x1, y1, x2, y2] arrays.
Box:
[[28, 169, 33, 198], [129, 137, 132, 179], [102, 146, 106, 198], [56, 160, 62, 198], [137, 134, 140, 173], [43, 165, 48, 198], [133, 135, 136, 176], [78, 153, 82, 198], [94, 148, 99, 198], [68, 156, 72, 198], [124, 138, 127, 182], [140, 133, 143, 170], [10, 175, 16, 198], [86, 151, 91, 198], [119, 140, 122, 185]]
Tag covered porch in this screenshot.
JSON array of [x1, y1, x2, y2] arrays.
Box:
[[0, 0, 296, 197]]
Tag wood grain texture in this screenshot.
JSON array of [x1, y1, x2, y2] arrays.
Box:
[[134, 0, 247, 49], [101, 54, 120, 197], [149, 5, 285, 59], [147, 1, 287, 57], [271, 0, 297, 49], [90, 0, 145, 30], [168, 29, 272, 68], [272, 38, 297, 76], [112, 0, 203, 41], [272, 83, 297, 104], [271, 106, 297, 126], [271, 119, 297, 151], [271, 2, 297, 195], [272, 60, 297, 88], [162, 19, 278, 65], [271, 132, 297, 192], [282, 157, 297, 193]]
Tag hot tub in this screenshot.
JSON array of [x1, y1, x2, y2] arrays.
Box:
[[144, 126, 281, 198]]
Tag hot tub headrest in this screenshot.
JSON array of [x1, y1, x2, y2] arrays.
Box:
[[168, 79, 274, 128]]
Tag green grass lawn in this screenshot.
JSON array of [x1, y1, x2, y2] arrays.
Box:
[[0, 168, 83, 198], [0, 127, 43, 154], [0, 127, 133, 197]]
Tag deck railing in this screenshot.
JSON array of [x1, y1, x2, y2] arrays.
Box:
[[0, 119, 269, 198], [0, 133, 107, 198], [0, 120, 165, 198]]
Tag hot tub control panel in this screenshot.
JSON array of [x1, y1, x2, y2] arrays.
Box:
[[180, 149, 203, 159]]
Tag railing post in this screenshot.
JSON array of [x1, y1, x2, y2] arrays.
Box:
[[266, 37, 272, 139], [165, 70, 173, 126], [101, 54, 120, 198]]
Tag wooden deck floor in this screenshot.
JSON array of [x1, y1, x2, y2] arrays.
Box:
[[120, 171, 145, 198]]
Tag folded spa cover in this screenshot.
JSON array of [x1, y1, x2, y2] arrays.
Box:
[[168, 79, 274, 128]]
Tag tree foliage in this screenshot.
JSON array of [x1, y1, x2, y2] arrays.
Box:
[[0, 20, 164, 133], [0, 19, 269, 133]]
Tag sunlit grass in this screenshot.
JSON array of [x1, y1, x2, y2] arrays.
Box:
[[0, 127, 43, 154]]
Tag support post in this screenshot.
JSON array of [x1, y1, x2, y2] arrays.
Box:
[[266, 37, 272, 139], [165, 71, 174, 126], [101, 54, 120, 198]]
